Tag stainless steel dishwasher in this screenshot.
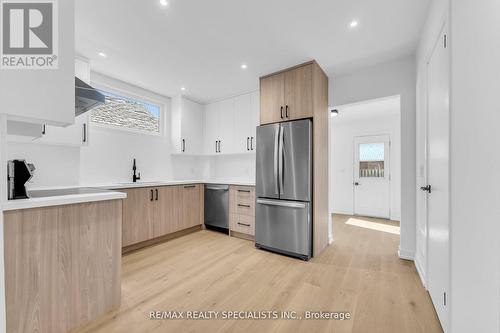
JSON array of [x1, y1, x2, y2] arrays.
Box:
[[204, 184, 229, 232]]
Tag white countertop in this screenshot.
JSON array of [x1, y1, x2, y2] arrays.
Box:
[[25, 179, 256, 190], [2, 179, 255, 211], [2, 189, 127, 211], [91, 179, 256, 189]]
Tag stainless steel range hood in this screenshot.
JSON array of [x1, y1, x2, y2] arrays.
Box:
[[75, 77, 105, 117]]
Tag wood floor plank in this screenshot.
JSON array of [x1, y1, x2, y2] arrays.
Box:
[[76, 214, 442, 333]]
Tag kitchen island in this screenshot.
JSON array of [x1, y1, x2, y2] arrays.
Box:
[[2, 188, 125, 333]]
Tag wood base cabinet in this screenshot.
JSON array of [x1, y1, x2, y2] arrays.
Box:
[[3, 200, 122, 333], [121, 184, 203, 248], [229, 185, 255, 239]]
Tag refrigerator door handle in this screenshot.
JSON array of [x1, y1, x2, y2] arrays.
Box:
[[257, 199, 306, 209], [278, 124, 284, 195], [274, 125, 280, 195]]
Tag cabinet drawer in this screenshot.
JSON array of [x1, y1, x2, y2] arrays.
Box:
[[230, 186, 255, 216], [233, 201, 254, 216], [235, 187, 255, 203], [231, 214, 255, 236]]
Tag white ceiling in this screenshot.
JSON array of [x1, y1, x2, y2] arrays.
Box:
[[76, 0, 430, 104]]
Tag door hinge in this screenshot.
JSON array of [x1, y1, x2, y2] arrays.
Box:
[[443, 34, 447, 49], [443, 292, 447, 306]]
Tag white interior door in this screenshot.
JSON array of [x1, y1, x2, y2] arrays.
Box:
[[353, 135, 390, 219], [425, 24, 449, 332]]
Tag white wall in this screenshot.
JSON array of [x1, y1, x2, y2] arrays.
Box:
[[80, 72, 203, 184], [7, 143, 80, 188], [330, 99, 401, 221], [449, 0, 500, 332], [205, 155, 255, 182], [330, 55, 416, 259]]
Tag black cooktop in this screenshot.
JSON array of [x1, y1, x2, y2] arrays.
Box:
[[28, 187, 115, 198]]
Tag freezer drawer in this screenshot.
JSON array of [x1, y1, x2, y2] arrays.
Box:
[[255, 199, 311, 260]]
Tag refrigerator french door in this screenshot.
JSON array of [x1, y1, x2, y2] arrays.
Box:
[[255, 119, 312, 260]]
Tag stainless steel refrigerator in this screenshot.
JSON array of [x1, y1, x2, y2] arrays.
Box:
[[255, 119, 312, 260]]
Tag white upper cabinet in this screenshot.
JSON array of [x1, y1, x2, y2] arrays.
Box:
[[203, 91, 259, 155], [34, 57, 90, 146], [171, 96, 204, 154], [234, 91, 259, 153], [204, 102, 220, 154], [0, 0, 75, 126], [218, 98, 235, 154]]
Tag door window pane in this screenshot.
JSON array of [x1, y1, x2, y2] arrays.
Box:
[[359, 143, 385, 178]]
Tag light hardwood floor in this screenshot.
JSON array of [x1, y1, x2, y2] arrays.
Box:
[[76, 214, 442, 333]]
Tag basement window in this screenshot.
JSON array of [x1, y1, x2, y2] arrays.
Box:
[[90, 90, 161, 134]]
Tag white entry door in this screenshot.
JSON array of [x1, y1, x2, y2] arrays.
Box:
[[353, 135, 390, 219], [425, 24, 450, 332]]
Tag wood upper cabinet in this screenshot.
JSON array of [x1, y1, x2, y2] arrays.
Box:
[[122, 187, 155, 247], [284, 64, 313, 120], [260, 73, 285, 124], [260, 63, 314, 124]]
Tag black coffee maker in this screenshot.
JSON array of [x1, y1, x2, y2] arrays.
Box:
[[7, 160, 35, 200]]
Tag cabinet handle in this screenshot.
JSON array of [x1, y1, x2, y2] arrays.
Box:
[[250, 137, 254, 150], [285, 105, 289, 118], [184, 185, 196, 189], [155, 189, 158, 201], [238, 204, 251, 208], [150, 189, 154, 201], [237, 222, 251, 227], [182, 139, 185, 152], [42, 124, 46, 135], [237, 189, 251, 193], [247, 137, 250, 151], [218, 140, 221, 153], [280, 106, 284, 119], [215, 141, 218, 153], [82, 123, 87, 143]]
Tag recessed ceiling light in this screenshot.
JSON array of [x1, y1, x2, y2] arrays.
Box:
[[181, 87, 186, 91], [349, 20, 359, 28], [159, 0, 168, 7], [98, 52, 107, 58], [241, 64, 248, 70]]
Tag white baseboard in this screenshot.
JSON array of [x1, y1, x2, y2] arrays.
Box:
[[398, 247, 414, 261], [414, 256, 427, 289]]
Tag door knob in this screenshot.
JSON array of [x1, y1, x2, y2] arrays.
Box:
[[420, 185, 432, 193]]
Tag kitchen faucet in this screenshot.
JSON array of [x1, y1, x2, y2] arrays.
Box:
[[132, 158, 141, 182]]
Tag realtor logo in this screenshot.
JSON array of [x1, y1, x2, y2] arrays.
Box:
[[1, 0, 58, 69]]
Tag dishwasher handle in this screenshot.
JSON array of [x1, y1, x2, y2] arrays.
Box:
[[205, 185, 229, 191]]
